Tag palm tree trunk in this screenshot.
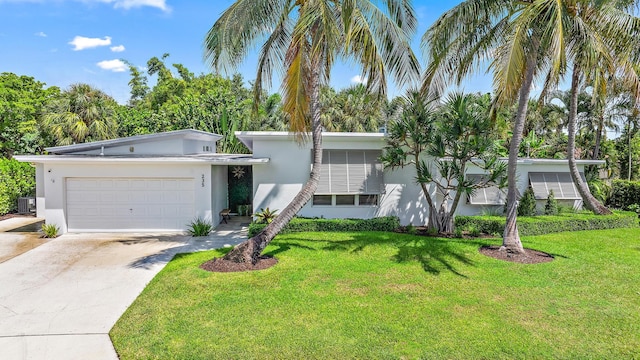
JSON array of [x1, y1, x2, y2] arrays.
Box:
[[502, 57, 537, 254], [593, 114, 603, 160], [223, 60, 323, 264], [567, 64, 612, 215]]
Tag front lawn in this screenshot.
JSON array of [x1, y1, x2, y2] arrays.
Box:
[[111, 229, 640, 359]]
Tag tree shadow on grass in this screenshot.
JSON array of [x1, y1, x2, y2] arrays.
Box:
[[269, 233, 484, 277]]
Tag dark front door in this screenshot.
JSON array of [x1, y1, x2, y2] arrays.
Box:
[[228, 165, 252, 215]]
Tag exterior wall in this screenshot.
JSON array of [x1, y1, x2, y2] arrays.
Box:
[[251, 135, 430, 225], [40, 162, 212, 233], [184, 140, 217, 155], [210, 165, 228, 227], [75, 139, 185, 155], [35, 163, 45, 218], [456, 161, 587, 216]]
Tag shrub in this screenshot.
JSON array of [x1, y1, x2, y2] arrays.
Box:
[[453, 227, 463, 238], [248, 216, 401, 237], [405, 224, 417, 235], [517, 187, 537, 217], [544, 189, 559, 215], [41, 223, 59, 238], [187, 217, 213, 236], [455, 211, 638, 237], [254, 207, 278, 224], [608, 180, 640, 211], [0, 159, 36, 215]]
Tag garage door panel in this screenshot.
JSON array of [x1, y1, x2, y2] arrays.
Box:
[[66, 177, 196, 231]]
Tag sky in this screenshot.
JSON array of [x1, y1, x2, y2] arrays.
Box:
[[0, 0, 493, 104]]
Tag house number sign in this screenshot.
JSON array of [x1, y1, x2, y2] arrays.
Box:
[[201, 174, 205, 187]]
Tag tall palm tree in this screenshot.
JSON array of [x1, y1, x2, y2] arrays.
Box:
[[43, 83, 118, 145], [204, 0, 420, 264], [422, 0, 566, 254]]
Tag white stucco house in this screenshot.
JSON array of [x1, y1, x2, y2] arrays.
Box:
[[15, 129, 603, 234]]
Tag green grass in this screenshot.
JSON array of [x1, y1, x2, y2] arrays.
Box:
[[110, 228, 640, 359]]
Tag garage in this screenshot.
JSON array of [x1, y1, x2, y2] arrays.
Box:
[[66, 177, 195, 231]]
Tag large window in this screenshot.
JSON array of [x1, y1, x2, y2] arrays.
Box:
[[466, 174, 507, 205], [313, 149, 383, 207], [529, 172, 584, 199]]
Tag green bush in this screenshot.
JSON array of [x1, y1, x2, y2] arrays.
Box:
[[608, 180, 640, 211], [187, 217, 213, 236], [0, 159, 36, 215], [248, 216, 401, 237], [41, 223, 59, 238], [544, 189, 559, 215], [517, 187, 537, 216], [455, 211, 638, 237]]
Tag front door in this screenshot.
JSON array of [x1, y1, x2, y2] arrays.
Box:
[[227, 166, 252, 215]]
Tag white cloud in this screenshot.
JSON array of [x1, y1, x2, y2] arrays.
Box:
[[97, 59, 127, 72], [351, 75, 367, 84], [110, 45, 125, 52], [69, 35, 111, 51], [101, 0, 170, 12], [35, 31, 47, 37]]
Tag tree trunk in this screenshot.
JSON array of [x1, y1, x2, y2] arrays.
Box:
[[567, 64, 612, 215], [593, 114, 603, 160], [502, 55, 537, 254], [223, 60, 323, 264]]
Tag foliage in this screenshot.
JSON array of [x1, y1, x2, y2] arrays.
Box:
[[544, 190, 559, 216], [42, 83, 119, 145], [0, 158, 35, 215], [248, 216, 400, 238], [0, 72, 59, 157], [186, 217, 213, 237], [112, 229, 640, 359], [608, 180, 640, 210], [381, 91, 506, 233], [254, 208, 278, 224], [40, 223, 59, 238], [320, 84, 384, 132], [455, 211, 638, 237], [517, 187, 537, 217]]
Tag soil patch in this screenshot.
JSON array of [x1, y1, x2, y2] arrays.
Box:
[[479, 245, 554, 264], [200, 256, 278, 272]]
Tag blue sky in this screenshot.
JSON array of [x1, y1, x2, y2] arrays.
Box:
[[0, 0, 492, 104]]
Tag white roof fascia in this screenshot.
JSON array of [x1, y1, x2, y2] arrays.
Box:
[[14, 154, 269, 166], [235, 131, 386, 151], [46, 129, 222, 154]]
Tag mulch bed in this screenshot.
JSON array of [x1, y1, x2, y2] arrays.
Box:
[[479, 245, 554, 264], [0, 213, 35, 221], [200, 256, 278, 273]]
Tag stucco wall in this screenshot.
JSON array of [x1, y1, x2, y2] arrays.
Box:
[[40, 162, 212, 233], [210, 165, 228, 227]]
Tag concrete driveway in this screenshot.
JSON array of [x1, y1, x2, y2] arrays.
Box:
[[0, 223, 246, 359]]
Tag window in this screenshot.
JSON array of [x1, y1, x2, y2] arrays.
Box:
[[529, 172, 584, 199], [335, 195, 355, 206], [316, 150, 384, 194], [358, 194, 379, 206], [466, 174, 506, 205], [313, 195, 332, 206]]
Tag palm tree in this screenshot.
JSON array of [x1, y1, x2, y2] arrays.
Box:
[[422, 0, 565, 254], [43, 83, 119, 145], [204, 0, 420, 264]]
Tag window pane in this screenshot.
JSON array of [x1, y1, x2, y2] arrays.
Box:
[[313, 195, 332, 206], [359, 194, 378, 206], [335, 195, 355, 206]]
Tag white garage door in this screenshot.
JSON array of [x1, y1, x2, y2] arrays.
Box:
[[66, 178, 195, 231]]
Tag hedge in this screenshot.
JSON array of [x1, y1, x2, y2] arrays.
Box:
[[0, 158, 35, 215], [608, 180, 640, 210], [454, 211, 639, 237], [247, 216, 400, 237]]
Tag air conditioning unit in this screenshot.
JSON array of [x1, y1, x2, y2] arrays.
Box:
[[17, 197, 36, 214]]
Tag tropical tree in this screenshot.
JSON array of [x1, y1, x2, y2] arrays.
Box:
[[421, 0, 562, 254], [321, 84, 384, 132], [382, 92, 506, 233], [204, 0, 420, 264], [42, 83, 119, 146]]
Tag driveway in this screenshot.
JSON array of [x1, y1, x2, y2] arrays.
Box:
[[0, 226, 246, 359]]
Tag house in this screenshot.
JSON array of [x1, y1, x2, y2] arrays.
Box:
[[15, 130, 603, 234]]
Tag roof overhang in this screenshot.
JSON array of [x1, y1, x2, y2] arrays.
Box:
[[14, 154, 269, 166], [235, 131, 386, 151]]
